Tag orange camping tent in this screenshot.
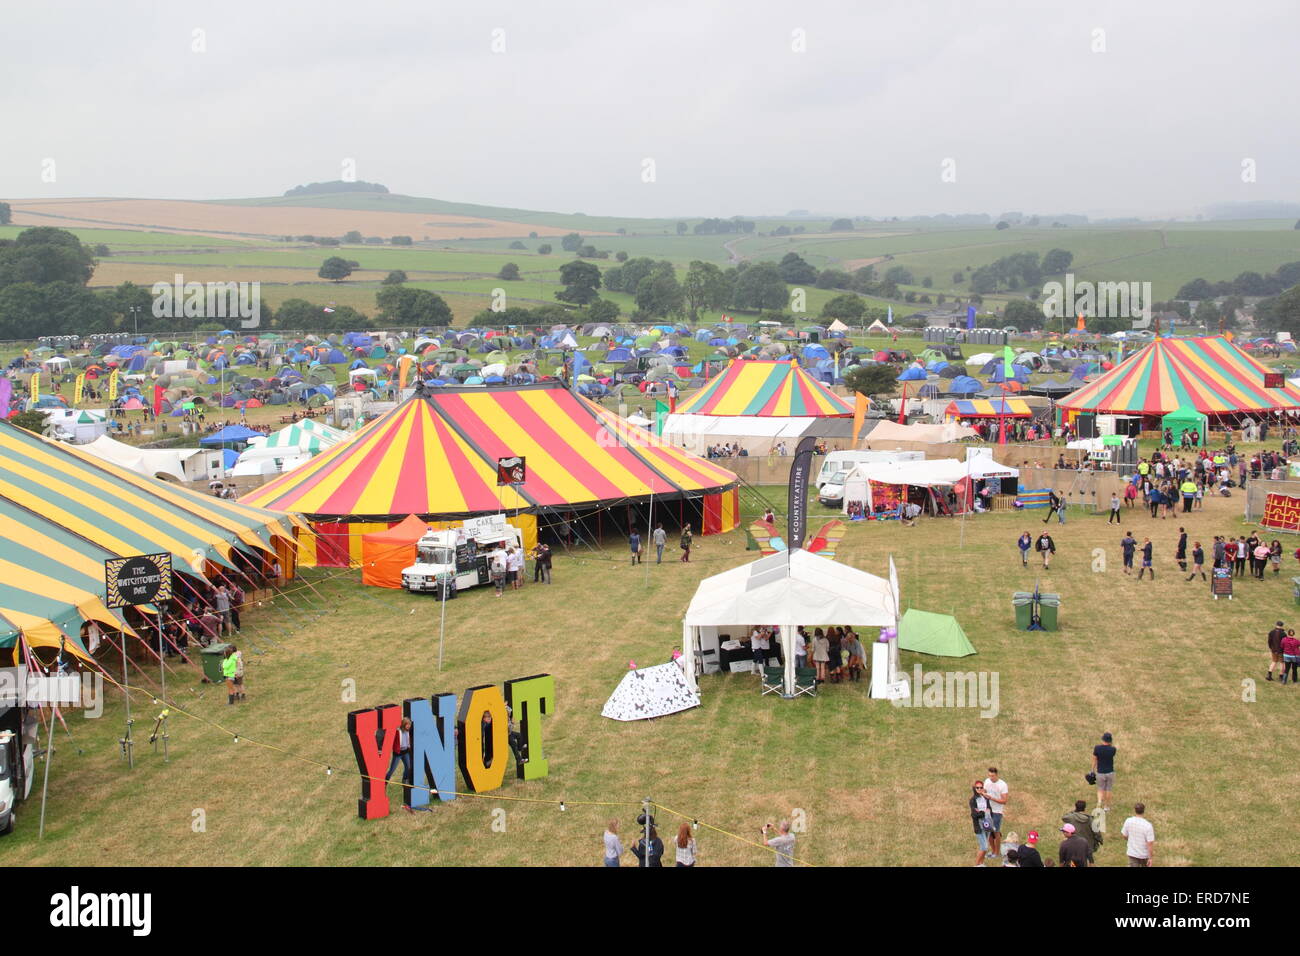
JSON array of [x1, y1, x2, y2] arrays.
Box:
[[360, 514, 431, 588]]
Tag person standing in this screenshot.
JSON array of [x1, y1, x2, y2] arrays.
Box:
[[1271, 539, 1284, 576], [629, 530, 642, 566], [1268, 621, 1287, 681], [232, 645, 245, 701], [1253, 539, 1271, 579], [1092, 732, 1116, 809], [1138, 538, 1154, 580], [970, 782, 993, 866], [1120, 804, 1155, 867], [1017, 531, 1032, 567], [812, 629, 830, 684], [1180, 477, 1196, 512], [1058, 823, 1090, 867], [1235, 536, 1249, 577], [602, 820, 624, 867], [1016, 830, 1044, 867], [1062, 800, 1101, 863], [1280, 629, 1300, 685], [1212, 535, 1226, 569], [794, 628, 807, 670], [629, 824, 664, 867], [1035, 531, 1056, 570], [679, 525, 693, 562], [507, 546, 524, 590], [222, 645, 238, 705], [214, 585, 232, 636], [763, 819, 797, 866], [1120, 531, 1136, 575], [652, 523, 667, 564], [1175, 527, 1188, 572], [983, 767, 1008, 858], [674, 823, 697, 867], [1108, 492, 1121, 523], [489, 546, 508, 597]]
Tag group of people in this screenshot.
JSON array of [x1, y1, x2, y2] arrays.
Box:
[[794, 625, 867, 684], [628, 524, 693, 564], [602, 813, 798, 866], [968, 737, 1156, 867], [704, 442, 750, 459], [487, 544, 527, 595]]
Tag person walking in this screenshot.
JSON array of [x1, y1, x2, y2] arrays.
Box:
[[674, 823, 697, 867], [1268, 621, 1287, 681], [386, 717, 413, 805], [1175, 527, 1188, 572], [1017, 531, 1032, 567], [1043, 489, 1063, 524], [1120, 804, 1155, 867], [1092, 732, 1117, 809], [1138, 538, 1154, 580], [1108, 492, 1121, 523], [1035, 531, 1056, 570], [652, 523, 667, 564], [763, 819, 797, 866], [1120, 531, 1136, 575], [983, 767, 1009, 858], [679, 526, 693, 562], [1058, 823, 1091, 867], [1280, 629, 1300, 685], [629, 530, 642, 566], [602, 820, 624, 867]]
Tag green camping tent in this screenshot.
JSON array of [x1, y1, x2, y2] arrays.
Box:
[[897, 609, 976, 657], [1160, 406, 1207, 447]]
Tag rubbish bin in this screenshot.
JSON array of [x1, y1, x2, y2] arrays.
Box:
[[1038, 594, 1061, 631], [1012, 593, 1035, 630], [201, 642, 232, 683]]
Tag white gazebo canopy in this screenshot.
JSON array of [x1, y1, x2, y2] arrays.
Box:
[[682, 549, 898, 696]]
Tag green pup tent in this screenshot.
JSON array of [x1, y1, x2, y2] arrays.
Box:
[[897, 609, 977, 657]]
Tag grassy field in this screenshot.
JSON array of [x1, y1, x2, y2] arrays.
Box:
[[2, 480, 1296, 866]]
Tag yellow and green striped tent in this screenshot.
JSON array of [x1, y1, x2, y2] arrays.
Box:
[[0, 419, 305, 659]]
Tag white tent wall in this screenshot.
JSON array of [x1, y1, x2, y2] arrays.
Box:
[[662, 413, 823, 456], [682, 549, 896, 696], [80, 434, 220, 482]]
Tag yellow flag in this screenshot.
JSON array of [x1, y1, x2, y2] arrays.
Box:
[[398, 354, 414, 391], [74, 373, 85, 406], [30, 373, 39, 402], [852, 391, 868, 444], [108, 369, 119, 401]]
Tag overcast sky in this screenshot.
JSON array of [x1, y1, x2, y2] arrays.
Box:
[[2, 0, 1296, 219]]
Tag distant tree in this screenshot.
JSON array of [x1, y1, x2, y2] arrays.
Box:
[[904, 291, 917, 303], [884, 265, 914, 285], [1193, 298, 1219, 328], [936, 294, 946, 305], [683, 260, 731, 322], [816, 268, 851, 290], [1002, 299, 1043, 331], [952, 271, 965, 284], [921, 276, 933, 288], [317, 237, 340, 246], [615, 251, 629, 262], [382, 270, 408, 285], [1176, 277, 1213, 300], [635, 262, 685, 318], [617, 227, 627, 235], [676, 221, 688, 236], [850, 265, 877, 290], [731, 262, 787, 310], [1263, 286, 1300, 336], [0, 227, 97, 290], [579, 244, 599, 258], [556, 260, 602, 305], [778, 252, 818, 284], [587, 298, 620, 322], [93, 243, 111, 257], [376, 286, 452, 325], [842, 363, 897, 398], [995, 221, 1010, 230], [318, 257, 353, 282], [0, 202, 10, 225], [284, 180, 388, 197], [390, 235, 413, 246], [296, 235, 316, 243], [560, 232, 583, 252], [829, 218, 854, 232], [9, 410, 47, 434], [605, 257, 654, 294], [537, 243, 552, 255], [821, 293, 866, 322], [498, 262, 521, 280], [529, 231, 539, 239], [1041, 248, 1073, 274], [343, 230, 363, 244]]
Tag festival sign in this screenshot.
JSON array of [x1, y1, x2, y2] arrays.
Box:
[[787, 435, 817, 549], [496, 456, 526, 486], [1211, 566, 1234, 599], [1260, 493, 1300, 533], [104, 553, 173, 609], [347, 674, 555, 820]]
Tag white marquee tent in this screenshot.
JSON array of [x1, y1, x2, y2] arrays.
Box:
[[839, 457, 1018, 514], [80, 434, 223, 482], [682, 549, 899, 696]]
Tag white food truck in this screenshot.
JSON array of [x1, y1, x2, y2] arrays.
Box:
[[400, 514, 524, 595], [0, 686, 37, 837]]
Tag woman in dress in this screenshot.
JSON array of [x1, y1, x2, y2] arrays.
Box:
[[1270, 539, 1284, 576], [812, 628, 830, 684]]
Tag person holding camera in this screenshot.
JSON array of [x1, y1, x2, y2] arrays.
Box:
[[970, 781, 994, 866], [762, 819, 796, 867]]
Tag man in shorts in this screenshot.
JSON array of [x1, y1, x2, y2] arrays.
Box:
[[1268, 620, 1287, 681], [983, 766, 1008, 858], [1092, 732, 1116, 809]]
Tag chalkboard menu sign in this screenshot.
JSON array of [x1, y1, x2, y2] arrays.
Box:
[[455, 540, 477, 571], [1211, 566, 1233, 599]]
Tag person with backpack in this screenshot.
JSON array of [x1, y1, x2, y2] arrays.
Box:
[[679, 525, 693, 562], [1035, 531, 1056, 570]]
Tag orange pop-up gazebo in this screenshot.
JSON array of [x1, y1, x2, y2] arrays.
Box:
[[359, 514, 430, 588]]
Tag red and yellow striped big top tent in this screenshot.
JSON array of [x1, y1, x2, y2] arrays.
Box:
[[1059, 336, 1300, 418], [241, 382, 740, 566], [675, 360, 854, 417]]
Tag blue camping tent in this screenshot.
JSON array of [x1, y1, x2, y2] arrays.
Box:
[[897, 365, 929, 382]]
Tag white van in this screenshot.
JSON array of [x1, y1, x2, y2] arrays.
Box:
[[815, 450, 924, 489]]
